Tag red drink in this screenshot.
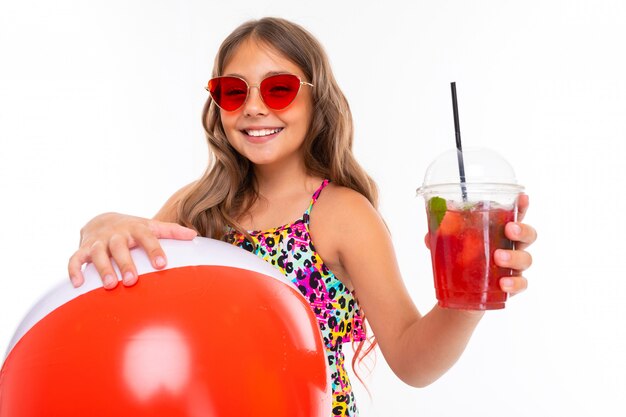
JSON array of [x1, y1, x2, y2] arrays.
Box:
[[426, 199, 515, 310]]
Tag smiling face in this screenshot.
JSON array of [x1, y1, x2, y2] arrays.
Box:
[[218, 38, 313, 171]]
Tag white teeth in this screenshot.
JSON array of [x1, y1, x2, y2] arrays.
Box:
[[245, 128, 282, 137]]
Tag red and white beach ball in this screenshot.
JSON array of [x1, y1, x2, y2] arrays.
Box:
[[0, 238, 330, 416]]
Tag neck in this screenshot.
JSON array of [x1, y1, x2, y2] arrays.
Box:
[[253, 155, 311, 197]]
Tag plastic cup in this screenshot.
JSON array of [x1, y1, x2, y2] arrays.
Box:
[[416, 148, 524, 310]]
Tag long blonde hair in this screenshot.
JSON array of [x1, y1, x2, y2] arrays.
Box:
[[176, 16, 378, 383], [177, 17, 377, 237]]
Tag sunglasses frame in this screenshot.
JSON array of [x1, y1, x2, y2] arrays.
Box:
[[206, 73, 314, 112]]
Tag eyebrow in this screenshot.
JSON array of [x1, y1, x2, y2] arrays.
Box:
[[222, 70, 290, 79]]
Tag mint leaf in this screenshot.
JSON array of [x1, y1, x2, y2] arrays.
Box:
[[428, 197, 447, 231]]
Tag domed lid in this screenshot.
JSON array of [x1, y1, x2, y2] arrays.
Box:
[[417, 147, 521, 193]]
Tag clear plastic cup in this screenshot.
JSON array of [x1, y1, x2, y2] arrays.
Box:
[[416, 147, 524, 310]]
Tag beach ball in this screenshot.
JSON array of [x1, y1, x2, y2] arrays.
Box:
[[0, 238, 330, 416]]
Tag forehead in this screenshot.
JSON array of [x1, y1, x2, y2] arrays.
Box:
[[222, 39, 305, 80]]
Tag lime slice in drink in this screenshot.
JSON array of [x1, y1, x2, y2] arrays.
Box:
[[428, 196, 447, 231]]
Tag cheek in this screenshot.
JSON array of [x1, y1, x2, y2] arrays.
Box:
[[290, 103, 313, 131], [218, 119, 240, 150], [220, 113, 239, 134]]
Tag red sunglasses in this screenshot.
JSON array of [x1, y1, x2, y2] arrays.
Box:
[[206, 73, 314, 112]]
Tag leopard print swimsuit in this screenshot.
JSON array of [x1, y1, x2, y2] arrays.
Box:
[[225, 179, 366, 416]]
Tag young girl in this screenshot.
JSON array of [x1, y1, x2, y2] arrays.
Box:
[[67, 17, 536, 416]]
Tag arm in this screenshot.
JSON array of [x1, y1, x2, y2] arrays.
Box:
[[67, 183, 198, 289], [312, 187, 535, 387]]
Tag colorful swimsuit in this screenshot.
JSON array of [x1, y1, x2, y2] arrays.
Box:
[[225, 179, 366, 416]]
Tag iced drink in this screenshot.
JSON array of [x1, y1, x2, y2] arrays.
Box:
[[426, 198, 515, 310], [416, 147, 524, 310]]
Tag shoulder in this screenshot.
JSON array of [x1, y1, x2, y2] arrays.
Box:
[[310, 183, 386, 249], [314, 183, 378, 222], [308, 183, 386, 289], [312, 182, 374, 208]]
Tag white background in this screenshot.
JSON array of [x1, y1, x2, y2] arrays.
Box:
[[1, 0, 624, 416]]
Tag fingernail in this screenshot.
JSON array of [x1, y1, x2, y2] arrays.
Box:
[[103, 274, 116, 288], [70, 276, 80, 288], [510, 223, 522, 236], [497, 249, 511, 261], [123, 271, 135, 285], [501, 278, 514, 290], [155, 256, 166, 268]]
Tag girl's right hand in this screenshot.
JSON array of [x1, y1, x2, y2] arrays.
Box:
[[67, 212, 197, 289]]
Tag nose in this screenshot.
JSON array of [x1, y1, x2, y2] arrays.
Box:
[[242, 85, 268, 117]]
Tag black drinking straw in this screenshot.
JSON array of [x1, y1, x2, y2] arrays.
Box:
[[450, 82, 468, 202]]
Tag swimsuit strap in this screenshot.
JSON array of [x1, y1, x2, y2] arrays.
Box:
[[303, 179, 330, 220]]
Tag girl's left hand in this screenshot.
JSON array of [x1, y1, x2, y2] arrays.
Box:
[[494, 193, 537, 295]]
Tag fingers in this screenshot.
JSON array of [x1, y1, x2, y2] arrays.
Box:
[[68, 214, 197, 289], [74, 227, 174, 289], [497, 201, 535, 298], [137, 220, 197, 270], [69, 242, 123, 290], [68, 249, 89, 288], [88, 241, 119, 289], [133, 229, 168, 271], [505, 221, 537, 251], [499, 275, 528, 296], [517, 193, 529, 222], [495, 248, 532, 271], [109, 234, 138, 286], [496, 249, 531, 297], [149, 220, 197, 240]]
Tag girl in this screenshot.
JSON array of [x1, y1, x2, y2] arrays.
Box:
[[68, 17, 536, 416]]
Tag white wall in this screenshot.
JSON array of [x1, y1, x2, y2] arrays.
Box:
[[1, 1, 624, 416]]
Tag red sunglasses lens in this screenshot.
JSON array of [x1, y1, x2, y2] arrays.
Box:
[[208, 77, 248, 111], [208, 74, 302, 111], [260, 74, 301, 110]]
